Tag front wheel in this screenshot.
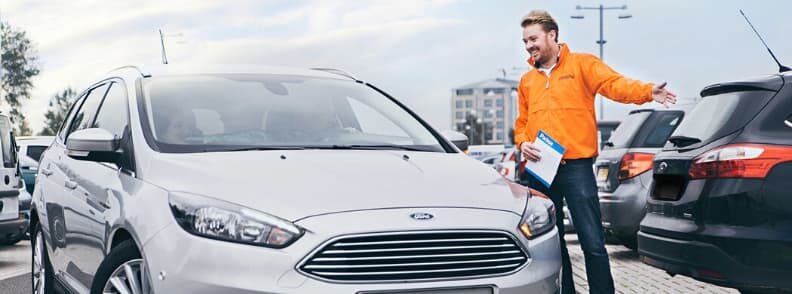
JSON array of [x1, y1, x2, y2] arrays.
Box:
[[31, 222, 55, 294], [90, 240, 152, 294]]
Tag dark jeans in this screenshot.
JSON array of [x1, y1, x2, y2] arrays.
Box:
[[523, 158, 614, 294]]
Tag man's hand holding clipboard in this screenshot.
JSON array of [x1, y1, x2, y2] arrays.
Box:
[[520, 130, 566, 188]]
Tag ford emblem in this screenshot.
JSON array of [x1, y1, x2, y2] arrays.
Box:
[[410, 212, 434, 221]]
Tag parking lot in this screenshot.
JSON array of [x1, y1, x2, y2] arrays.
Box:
[[0, 234, 739, 294]]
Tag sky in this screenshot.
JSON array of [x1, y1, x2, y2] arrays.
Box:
[[2, 0, 791, 134]]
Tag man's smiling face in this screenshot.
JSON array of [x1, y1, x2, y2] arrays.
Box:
[[522, 23, 557, 67]]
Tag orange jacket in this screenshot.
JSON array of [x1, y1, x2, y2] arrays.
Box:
[[514, 44, 654, 159]]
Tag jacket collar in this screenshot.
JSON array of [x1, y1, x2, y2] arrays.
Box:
[[528, 43, 569, 70]]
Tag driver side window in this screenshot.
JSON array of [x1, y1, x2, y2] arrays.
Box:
[[92, 82, 130, 139]]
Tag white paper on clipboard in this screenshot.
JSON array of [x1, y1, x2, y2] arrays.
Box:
[[524, 130, 566, 188]]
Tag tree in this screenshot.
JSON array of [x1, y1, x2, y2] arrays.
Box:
[[1, 20, 40, 136], [40, 87, 76, 136]]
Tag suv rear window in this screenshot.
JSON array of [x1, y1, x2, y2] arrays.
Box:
[[607, 111, 651, 148], [665, 90, 775, 150], [607, 110, 684, 149], [631, 111, 684, 148]]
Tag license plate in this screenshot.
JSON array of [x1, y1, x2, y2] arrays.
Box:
[[0, 196, 19, 221], [596, 167, 609, 182], [359, 287, 493, 294]]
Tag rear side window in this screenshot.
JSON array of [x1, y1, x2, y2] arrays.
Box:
[[631, 111, 684, 148], [607, 112, 651, 148], [666, 90, 775, 150], [58, 93, 86, 142], [67, 83, 109, 140]]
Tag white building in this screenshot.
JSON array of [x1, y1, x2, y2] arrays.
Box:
[[450, 78, 519, 145]]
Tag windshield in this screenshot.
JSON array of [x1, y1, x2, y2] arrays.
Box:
[[664, 90, 774, 150], [141, 74, 445, 153]]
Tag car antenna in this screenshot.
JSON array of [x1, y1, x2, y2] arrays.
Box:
[[739, 10, 790, 73]]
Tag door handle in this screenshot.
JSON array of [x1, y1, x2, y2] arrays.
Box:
[[64, 181, 78, 190], [86, 197, 110, 210], [41, 168, 53, 176]]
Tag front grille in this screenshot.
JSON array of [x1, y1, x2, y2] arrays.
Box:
[[298, 230, 529, 283]]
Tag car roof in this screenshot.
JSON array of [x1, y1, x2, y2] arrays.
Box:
[[109, 64, 357, 81]]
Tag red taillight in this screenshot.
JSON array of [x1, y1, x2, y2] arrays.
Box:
[[689, 144, 792, 179], [618, 152, 654, 181]]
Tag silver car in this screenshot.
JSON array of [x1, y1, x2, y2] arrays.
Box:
[[595, 106, 692, 249], [30, 65, 561, 294]]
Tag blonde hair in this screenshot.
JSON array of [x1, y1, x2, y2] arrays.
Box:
[[521, 10, 559, 42]]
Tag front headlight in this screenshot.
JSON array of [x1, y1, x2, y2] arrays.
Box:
[[518, 193, 556, 239], [169, 193, 303, 248]]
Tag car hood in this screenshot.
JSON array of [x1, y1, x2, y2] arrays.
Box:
[[143, 150, 526, 221]]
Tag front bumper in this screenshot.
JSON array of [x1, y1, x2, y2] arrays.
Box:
[[143, 207, 561, 293]]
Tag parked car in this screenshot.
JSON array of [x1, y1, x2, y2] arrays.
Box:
[[17, 136, 54, 195], [30, 65, 562, 294], [495, 149, 518, 181], [478, 150, 506, 168], [0, 113, 27, 246], [638, 73, 792, 293], [512, 150, 574, 233], [597, 120, 621, 152], [595, 106, 692, 249]]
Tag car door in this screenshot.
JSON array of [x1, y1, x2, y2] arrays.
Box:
[[48, 81, 109, 290], [61, 80, 136, 290], [37, 91, 88, 277]]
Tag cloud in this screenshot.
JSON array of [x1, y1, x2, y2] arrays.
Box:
[[3, 0, 463, 133]]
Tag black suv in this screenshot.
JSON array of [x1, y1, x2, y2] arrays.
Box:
[[638, 73, 792, 293]]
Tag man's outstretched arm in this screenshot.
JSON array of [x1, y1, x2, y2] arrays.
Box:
[[582, 54, 677, 107]]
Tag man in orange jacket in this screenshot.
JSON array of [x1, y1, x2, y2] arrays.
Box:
[[515, 10, 676, 294]]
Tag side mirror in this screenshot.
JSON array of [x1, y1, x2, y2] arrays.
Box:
[[66, 128, 121, 162], [439, 130, 469, 152]]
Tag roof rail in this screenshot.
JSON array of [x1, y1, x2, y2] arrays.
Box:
[[310, 68, 360, 82], [108, 65, 150, 77]]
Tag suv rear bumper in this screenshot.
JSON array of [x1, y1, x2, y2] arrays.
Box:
[[0, 213, 29, 241], [638, 230, 792, 291], [599, 175, 649, 236]]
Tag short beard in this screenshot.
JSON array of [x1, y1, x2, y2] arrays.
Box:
[[534, 44, 557, 69]]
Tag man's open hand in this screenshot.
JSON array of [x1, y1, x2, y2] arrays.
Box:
[[652, 82, 677, 107]]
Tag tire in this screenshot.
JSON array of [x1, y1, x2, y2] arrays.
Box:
[[31, 222, 56, 294], [90, 239, 151, 294], [620, 234, 638, 250]]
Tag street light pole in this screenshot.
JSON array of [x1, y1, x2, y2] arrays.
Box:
[[571, 4, 631, 120]]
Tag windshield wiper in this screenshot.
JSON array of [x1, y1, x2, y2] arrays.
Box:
[[207, 146, 307, 152], [668, 135, 702, 148], [603, 141, 614, 147], [315, 144, 433, 152]]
